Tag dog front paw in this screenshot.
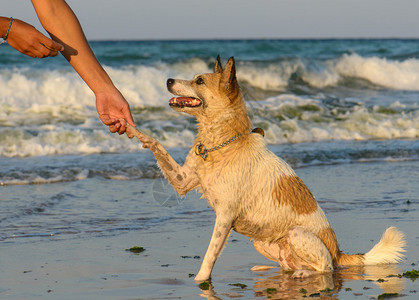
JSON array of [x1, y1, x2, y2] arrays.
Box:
[[126, 124, 139, 139], [194, 272, 211, 283], [126, 126, 156, 148]]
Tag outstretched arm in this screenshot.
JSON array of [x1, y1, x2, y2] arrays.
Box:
[[0, 16, 63, 57], [30, 0, 135, 134]]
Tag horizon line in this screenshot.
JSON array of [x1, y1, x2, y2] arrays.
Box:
[[88, 37, 419, 42]]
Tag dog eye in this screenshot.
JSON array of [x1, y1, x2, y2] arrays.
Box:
[[196, 78, 205, 85]]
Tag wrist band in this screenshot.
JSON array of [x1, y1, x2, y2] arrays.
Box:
[[3, 17, 14, 40]]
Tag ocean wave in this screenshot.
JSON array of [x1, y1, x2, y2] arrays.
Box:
[[335, 54, 419, 90], [2, 54, 418, 115], [0, 58, 211, 112], [1, 53, 419, 158], [0, 127, 144, 158], [0, 94, 418, 157], [237, 54, 419, 91], [250, 95, 419, 144]]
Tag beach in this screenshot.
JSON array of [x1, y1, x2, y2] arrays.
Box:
[[1, 159, 418, 299], [1, 39, 418, 299]]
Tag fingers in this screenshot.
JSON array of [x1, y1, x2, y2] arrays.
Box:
[[39, 43, 61, 57], [108, 119, 129, 135], [38, 40, 63, 58], [18, 42, 62, 58], [39, 37, 64, 57], [99, 114, 124, 134], [42, 39, 64, 52], [117, 119, 127, 135], [13, 43, 53, 59], [24, 37, 63, 58], [108, 123, 119, 133]]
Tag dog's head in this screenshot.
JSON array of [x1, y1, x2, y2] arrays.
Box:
[[166, 56, 241, 119]]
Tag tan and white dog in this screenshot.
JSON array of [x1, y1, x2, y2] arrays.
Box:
[[126, 56, 406, 282]]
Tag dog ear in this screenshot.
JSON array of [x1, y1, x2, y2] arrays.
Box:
[[223, 57, 239, 100], [223, 57, 236, 85], [214, 55, 223, 73]]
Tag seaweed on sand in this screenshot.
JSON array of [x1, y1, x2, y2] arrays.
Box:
[[125, 246, 145, 254]]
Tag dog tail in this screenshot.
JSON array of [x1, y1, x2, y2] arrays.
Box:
[[363, 227, 406, 265], [337, 227, 406, 266]]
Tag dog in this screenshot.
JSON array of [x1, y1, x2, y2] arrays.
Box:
[[126, 56, 406, 282]]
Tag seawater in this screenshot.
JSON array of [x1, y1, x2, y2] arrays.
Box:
[[1, 40, 419, 299], [1, 39, 418, 186], [0, 40, 418, 176]]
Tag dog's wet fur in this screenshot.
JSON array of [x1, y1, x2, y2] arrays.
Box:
[[127, 56, 406, 282]]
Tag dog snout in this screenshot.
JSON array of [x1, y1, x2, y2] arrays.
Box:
[[167, 78, 175, 89]]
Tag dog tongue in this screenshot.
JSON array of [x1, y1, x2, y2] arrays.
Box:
[[173, 97, 193, 102]]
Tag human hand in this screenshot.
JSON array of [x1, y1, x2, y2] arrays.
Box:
[[5, 18, 64, 58], [96, 89, 136, 134]]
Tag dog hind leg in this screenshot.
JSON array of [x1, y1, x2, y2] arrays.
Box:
[[251, 240, 280, 271], [288, 226, 334, 278]]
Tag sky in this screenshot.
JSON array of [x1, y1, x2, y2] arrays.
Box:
[[3, 0, 419, 40]]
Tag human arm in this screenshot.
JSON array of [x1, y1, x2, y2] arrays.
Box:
[[0, 16, 63, 58], [30, 0, 135, 133]]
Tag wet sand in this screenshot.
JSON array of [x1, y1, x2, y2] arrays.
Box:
[[1, 160, 418, 299]]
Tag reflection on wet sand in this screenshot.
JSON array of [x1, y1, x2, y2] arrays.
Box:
[[200, 264, 404, 299]]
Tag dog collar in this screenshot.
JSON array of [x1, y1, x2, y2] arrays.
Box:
[[195, 127, 264, 161]]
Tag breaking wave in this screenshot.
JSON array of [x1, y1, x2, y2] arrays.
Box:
[[238, 53, 419, 91], [1, 47, 419, 158]]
